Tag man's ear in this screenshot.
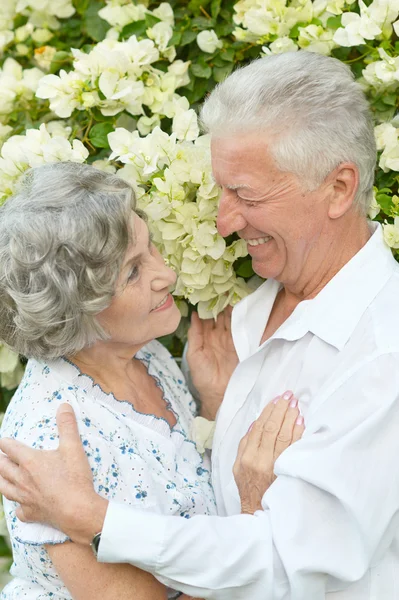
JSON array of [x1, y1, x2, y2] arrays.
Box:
[[326, 162, 359, 219]]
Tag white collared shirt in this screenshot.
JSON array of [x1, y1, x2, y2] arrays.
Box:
[[100, 223, 399, 599]]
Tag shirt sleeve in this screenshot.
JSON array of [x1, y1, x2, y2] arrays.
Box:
[[98, 352, 399, 599]]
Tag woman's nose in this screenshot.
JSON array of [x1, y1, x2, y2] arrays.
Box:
[[153, 260, 177, 290]]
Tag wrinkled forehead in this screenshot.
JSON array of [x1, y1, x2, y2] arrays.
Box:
[[210, 134, 281, 184]]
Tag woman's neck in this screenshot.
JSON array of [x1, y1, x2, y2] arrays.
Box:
[[67, 340, 147, 387]]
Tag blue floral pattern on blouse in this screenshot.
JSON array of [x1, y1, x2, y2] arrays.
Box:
[[0, 340, 216, 599]]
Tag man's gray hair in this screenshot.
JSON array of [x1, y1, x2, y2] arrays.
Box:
[[0, 162, 137, 361], [201, 51, 376, 212]]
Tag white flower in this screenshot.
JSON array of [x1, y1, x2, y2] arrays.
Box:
[[34, 45, 56, 70], [31, 28, 53, 44], [98, 3, 146, 29], [153, 3, 175, 26], [297, 24, 335, 55], [0, 30, 14, 55], [363, 48, 399, 89], [263, 37, 298, 54], [383, 217, 399, 248], [36, 70, 83, 118], [0, 124, 88, 203], [374, 122, 398, 150], [368, 190, 381, 219], [379, 138, 399, 172], [45, 120, 71, 138], [147, 21, 173, 52], [197, 30, 223, 53], [191, 417, 216, 454], [15, 23, 34, 42], [172, 109, 199, 141]]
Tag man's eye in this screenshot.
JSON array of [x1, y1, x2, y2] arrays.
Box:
[[127, 265, 139, 282]]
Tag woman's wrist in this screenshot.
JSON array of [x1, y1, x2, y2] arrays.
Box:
[[199, 393, 223, 420]]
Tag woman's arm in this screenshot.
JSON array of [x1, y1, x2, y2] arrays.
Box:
[[46, 541, 167, 600]]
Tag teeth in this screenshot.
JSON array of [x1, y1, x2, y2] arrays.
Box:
[[154, 295, 168, 310], [247, 236, 272, 246]]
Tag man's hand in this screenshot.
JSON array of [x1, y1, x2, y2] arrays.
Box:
[[0, 403, 107, 545], [187, 307, 238, 420]]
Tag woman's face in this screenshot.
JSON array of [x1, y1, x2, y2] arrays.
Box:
[[97, 213, 181, 350]]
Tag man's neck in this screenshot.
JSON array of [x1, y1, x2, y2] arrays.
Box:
[[283, 216, 371, 305], [260, 217, 371, 345]]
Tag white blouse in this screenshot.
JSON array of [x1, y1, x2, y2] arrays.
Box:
[[0, 340, 216, 599]]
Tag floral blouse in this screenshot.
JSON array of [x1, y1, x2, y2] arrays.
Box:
[[0, 340, 216, 599]]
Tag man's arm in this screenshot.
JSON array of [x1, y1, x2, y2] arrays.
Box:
[[96, 352, 399, 598], [2, 353, 399, 599]]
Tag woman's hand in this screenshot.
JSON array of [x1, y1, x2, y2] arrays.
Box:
[[0, 404, 106, 545], [233, 392, 305, 515], [187, 306, 238, 420]]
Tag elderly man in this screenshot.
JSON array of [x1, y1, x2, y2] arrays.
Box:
[[1, 50, 399, 599]]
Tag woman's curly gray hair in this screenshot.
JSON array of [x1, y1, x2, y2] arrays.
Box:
[[0, 162, 138, 360]]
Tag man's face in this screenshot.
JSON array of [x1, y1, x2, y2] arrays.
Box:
[[211, 134, 331, 286]]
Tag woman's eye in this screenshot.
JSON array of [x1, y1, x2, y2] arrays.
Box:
[[127, 265, 139, 282]]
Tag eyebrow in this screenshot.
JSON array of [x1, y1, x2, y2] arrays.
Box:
[[124, 230, 153, 269], [210, 174, 251, 191]]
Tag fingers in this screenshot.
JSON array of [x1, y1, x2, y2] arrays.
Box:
[[187, 312, 204, 356], [223, 305, 233, 331], [0, 437, 33, 467], [56, 404, 81, 453], [272, 397, 300, 460], [243, 400, 276, 455], [292, 416, 305, 444], [0, 453, 21, 486], [0, 473, 20, 503]]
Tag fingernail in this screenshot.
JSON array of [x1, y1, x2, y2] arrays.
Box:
[[289, 397, 298, 408], [272, 396, 280, 404], [282, 390, 293, 401], [296, 416, 304, 425]]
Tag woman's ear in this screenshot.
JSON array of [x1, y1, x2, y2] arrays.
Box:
[[326, 162, 359, 219]]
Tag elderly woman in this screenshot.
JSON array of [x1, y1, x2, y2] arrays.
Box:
[[0, 162, 301, 600]]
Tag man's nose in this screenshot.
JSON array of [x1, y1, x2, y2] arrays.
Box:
[[216, 194, 246, 238]]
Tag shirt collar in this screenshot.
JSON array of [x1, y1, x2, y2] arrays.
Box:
[[233, 223, 398, 360]]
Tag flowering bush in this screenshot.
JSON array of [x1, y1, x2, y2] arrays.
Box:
[[1, 0, 399, 569]]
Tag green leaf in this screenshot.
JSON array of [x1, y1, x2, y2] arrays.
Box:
[[145, 13, 161, 28], [49, 50, 72, 74], [120, 20, 147, 40], [289, 21, 309, 39], [211, 0, 222, 19], [212, 55, 226, 67], [383, 93, 397, 106], [191, 61, 212, 78], [89, 122, 114, 149], [213, 63, 234, 82], [180, 78, 210, 104], [215, 21, 234, 37], [192, 17, 215, 30], [221, 47, 235, 62], [84, 0, 110, 42], [168, 31, 182, 47], [188, 0, 211, 14], [181, 29, 198, 46], [236, 260, 255, 278], [326, 15, 342, 30], [376, 193, 393, 214]]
